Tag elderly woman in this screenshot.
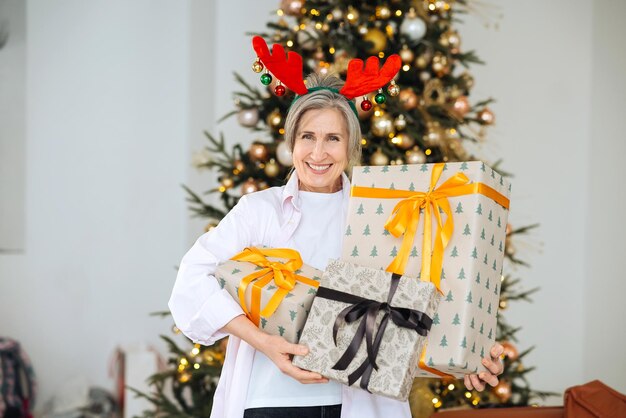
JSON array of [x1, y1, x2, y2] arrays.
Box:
[[169, 73, 504, 418]]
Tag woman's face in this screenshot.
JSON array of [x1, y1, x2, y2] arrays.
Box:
[[292, 108, 349, 193]]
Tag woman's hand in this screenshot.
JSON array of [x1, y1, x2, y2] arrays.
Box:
[[221, 314, 328, 384], [257, 333, 329, 384], [463, 343, 504, 391]]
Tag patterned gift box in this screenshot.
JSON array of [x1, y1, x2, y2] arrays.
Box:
[[215, 247, 322, 344], [293, 259, 441, 401], [341, 161, 511, 378]]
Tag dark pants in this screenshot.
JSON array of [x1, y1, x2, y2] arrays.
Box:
[[243, 404, 342, 418]]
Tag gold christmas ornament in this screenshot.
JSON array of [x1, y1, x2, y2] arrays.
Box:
[[252, 59, 264, 73], [370, 111, 395, 137], [406, 147, 427, 164], [448, 84, 463, 99], [370, 149, 390, 166], [424, 121, 444, 145], [331, 7, 343, 20], [493, 380, 512, 403], [501, 341, 519, 362], [388, 81, 400, 97], [233, 159, 245, 174], [419, 71, 431, 82], [423, 79, 446, 106], [346, 6, 359, 23], [415, 51, 432, 69], [241, 178, 259, 195], [399, 46, 415, 64], [220, 177, 234, 189], [281, 0, 304, 16], [376, 5, 392, 19], [478, 107, 496, 125], [392, 132, 415, 150], [357, 25, 369, 35], [460, 72, 475, 90], [399, 88, 418, 110], [439, 29, 461, 54], [363, 28, 387, 54], [499, 298, 508, 310], [452, 96, 471, 117], [249, 143, 269, 162], [267, 109, 283, 129], [431, 52, 450, 76], [264, 159, 280, 177], [393, 114, 407, 131]]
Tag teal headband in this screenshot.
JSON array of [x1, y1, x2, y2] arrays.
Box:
[[291, 86, 359, 117]]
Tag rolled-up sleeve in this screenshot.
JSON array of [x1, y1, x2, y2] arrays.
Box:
[[168, 195, 255, 345]]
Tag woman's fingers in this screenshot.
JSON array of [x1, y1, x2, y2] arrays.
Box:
[[464, 374, 474, 390], [482, 356, 502, 376], [479, 371, 499, 387], [469, 374, 486, 392]]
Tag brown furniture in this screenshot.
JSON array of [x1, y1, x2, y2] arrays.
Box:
[[433, 380, 626, 418], [435, 406, 564, 418]]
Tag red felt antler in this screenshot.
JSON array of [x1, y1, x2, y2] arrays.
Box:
[[339, 55, 402, 99], [252, 36, 308, 95]]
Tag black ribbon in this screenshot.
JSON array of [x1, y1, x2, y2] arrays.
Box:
[[315, 273, 433, 391]]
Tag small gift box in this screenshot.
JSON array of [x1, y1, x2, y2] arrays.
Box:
[[341, 161, 511, 377], [293, 259, 441, 401], [215, 247, 322, 343]]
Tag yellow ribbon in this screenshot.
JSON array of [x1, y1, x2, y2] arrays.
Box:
[[231, 247, 320, 326], [351, 163, 510, 292]]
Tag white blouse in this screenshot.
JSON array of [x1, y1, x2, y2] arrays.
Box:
[[168, 170, 412, 418]]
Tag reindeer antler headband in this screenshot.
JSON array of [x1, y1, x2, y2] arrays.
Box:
[[251, 36, 402, 115]]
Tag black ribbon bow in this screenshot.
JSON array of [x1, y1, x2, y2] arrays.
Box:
[[315, 273, 433, 391]]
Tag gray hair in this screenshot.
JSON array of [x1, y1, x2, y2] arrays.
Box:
[[284, 73, 362, 171]]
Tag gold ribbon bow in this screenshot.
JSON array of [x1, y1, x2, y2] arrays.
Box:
[[351, 163, 510, 293], [231, 247, 319, 326]]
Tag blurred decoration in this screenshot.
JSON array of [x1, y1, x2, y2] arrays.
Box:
[[129, 313, 226, 418]]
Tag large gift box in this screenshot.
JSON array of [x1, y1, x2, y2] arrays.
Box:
[[293, 259, 441, 401], [215, 247, 322, 343], [341, 161, 511, 377]]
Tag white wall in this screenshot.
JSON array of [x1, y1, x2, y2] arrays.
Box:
[[1, 0, 624, 412], [585, 0, 626, 392], [0, 0, 190, 409]]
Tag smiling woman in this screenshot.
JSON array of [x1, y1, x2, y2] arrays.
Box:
[[169, 51, 503, 418]]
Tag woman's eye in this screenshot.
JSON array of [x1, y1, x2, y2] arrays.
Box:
[[329, 136, 340, 142], [302, 134, 314, 140]]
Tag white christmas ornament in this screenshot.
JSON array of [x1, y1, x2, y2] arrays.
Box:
[[237, 108, 259, 127], [276, 141, 293, 166], [400, 16, 427, 42]]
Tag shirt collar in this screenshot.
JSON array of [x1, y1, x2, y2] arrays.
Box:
[[282, 170, 351, 211]]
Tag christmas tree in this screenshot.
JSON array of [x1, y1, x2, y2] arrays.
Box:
[[162, 1, 552, 416]]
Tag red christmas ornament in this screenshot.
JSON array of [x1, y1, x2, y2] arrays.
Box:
[[274, 84, 286, 96], [360, 98, 373, 111]]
